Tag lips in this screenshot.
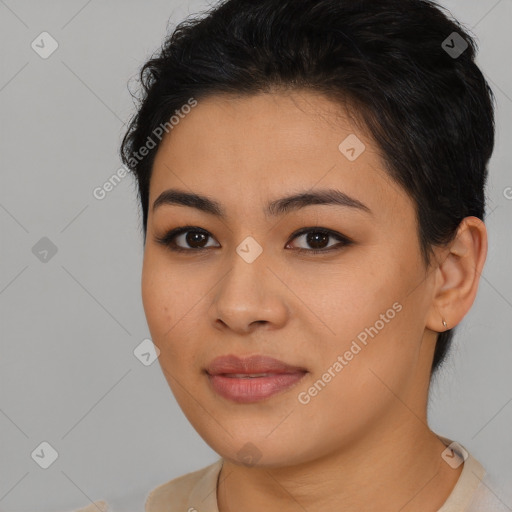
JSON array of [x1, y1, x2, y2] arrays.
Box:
[[205, 354, 308, 403], [205, 354, 307, 376], [222, 373, 273, 378]]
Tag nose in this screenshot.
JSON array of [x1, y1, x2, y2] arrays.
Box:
[[208, 250, 290, 335]]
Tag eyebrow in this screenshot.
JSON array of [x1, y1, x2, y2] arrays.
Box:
[[152, 188, 372, 218]]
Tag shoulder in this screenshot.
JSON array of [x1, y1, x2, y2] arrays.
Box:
[[145, 458, 224, 512], [465, 480, 512, 512], [436, 437, 511, 512]]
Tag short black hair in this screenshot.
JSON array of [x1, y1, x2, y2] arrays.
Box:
[[120, 0, 496, 373]]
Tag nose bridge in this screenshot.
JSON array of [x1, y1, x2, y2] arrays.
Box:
[[209, 235, 288, 331], [220, 236, 269, 301]]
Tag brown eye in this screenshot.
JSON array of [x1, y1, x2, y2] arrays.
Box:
[[155, 227, 219, 252], [181, 231, 209, 248], [155, 226, 352, 255], [301, 231, 330, 249], [287, 228, 353, 254]]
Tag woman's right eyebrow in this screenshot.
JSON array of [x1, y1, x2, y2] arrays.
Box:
[[152, 187, 372, 219]]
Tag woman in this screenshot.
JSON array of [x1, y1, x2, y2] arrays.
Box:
[[76, 0, 507, 510]]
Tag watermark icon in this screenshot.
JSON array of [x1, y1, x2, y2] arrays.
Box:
[[32, 237, 58, 263], [503, 186, 512, 200], [297, 301, 403, 405], [441, 32, 468, 59], [441, 441, 468, 469], [134, 338, 160, 366], [125, 97, 198, 169], [236, 236, 263, 263], [338, 134, 366, 161], [236, 442, 263, 466], [31, 441, 59, 469], [31, 32, 59, 59]]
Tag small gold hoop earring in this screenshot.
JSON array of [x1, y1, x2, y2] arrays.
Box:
[[442, 318, 448, 329]]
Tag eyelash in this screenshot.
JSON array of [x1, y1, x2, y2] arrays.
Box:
[[154, 226, 353, 255]]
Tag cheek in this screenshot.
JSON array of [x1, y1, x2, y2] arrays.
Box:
[[309, 252, 421, 378], [293, 256, 395, 341], [141, 255, 204, 368], [141, 255, 184, 345], [141, 260, 165, 334]]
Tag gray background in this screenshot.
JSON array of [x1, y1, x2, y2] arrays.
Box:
[[0, 1, 511, 511]]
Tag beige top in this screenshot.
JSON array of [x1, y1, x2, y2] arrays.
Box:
[[72, 439, 510, 512]]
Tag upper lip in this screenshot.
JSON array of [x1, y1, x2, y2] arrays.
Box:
[[206, 354, 308, 376]]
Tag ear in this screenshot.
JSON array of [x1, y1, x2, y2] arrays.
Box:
[[426, 216, 488, 332]]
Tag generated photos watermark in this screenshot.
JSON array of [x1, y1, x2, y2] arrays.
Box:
[[297, 301, 403, 405], [93, 97, 198, 201]]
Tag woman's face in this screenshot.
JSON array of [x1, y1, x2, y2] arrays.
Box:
[[142, 91, 439, 467]]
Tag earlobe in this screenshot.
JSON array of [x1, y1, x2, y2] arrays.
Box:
[[426, 216, 488, 333]]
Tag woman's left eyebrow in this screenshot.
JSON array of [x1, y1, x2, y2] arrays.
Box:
[[152, 187, 372, 218]]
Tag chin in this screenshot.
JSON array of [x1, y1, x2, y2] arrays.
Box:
[[202, 432, 310, 469]]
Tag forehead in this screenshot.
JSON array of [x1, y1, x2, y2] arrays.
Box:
[[149, 91, 411, 220], [155, 91, 367, 160]]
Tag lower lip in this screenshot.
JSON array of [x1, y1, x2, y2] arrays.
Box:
[[207, 372, 307, 403]]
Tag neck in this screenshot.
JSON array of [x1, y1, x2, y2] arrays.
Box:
[[217, 412, 463, 512]]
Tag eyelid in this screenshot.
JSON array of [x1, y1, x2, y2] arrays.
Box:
[[287, 226, 351, 245]]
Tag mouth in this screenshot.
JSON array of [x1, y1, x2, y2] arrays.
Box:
[[219, 373, 282, 378], [205, 354, 308, 403]]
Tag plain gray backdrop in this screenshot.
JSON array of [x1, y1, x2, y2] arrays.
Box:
[[0, 1, 511, 511]]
